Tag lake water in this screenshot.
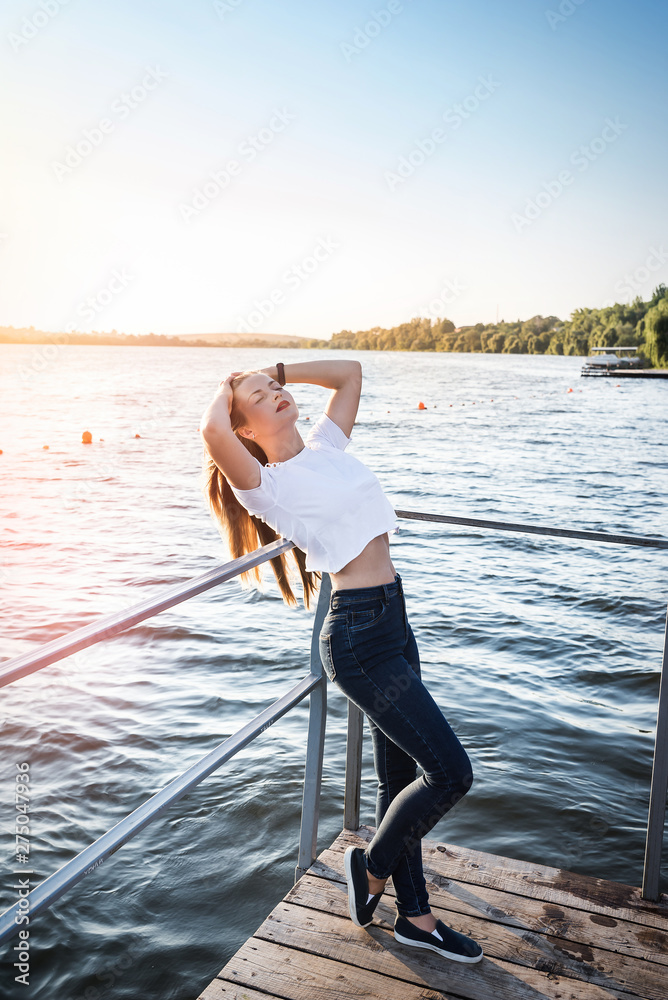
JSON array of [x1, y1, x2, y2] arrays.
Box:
[[0, 344, 666, 999]]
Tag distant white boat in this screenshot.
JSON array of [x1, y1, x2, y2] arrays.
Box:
[[581, 346, 644, 376]]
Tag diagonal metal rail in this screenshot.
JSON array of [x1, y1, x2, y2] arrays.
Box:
[[0, 541, 332, 945], [0, 538, 295, 688], [0, 671, 320, 945]]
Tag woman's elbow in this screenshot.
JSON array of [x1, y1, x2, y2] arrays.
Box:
[[199, 419, 215, 442], [200, 420, 230, 446]]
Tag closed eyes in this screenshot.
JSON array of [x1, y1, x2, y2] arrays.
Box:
[[252, 382, 281, 403]]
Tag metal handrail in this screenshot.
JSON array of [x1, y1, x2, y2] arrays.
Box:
[[644, 606, 668, 899], [394, 510, 668, 549], [2, 512, 665, 691], [0, 672, 320, 945], [0, 538, 296, 688], [1, 508, 666, 947], [0, 540, 329, 945], [296, 571, 331, 879]]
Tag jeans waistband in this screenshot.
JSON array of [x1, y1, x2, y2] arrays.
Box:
[[330, 572, 403, 607]]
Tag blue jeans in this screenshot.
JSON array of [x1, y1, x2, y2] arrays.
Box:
[[319, 572, 473, 917]]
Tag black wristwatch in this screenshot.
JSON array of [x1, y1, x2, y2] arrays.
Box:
[[276, 362, 286, 386]]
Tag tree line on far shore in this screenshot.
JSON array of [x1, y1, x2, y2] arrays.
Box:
[[327, 284, 668, 366], [2, 284, 667, 365], [0, 329, 312, 349]]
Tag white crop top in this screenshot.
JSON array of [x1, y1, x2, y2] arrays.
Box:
[[229, 412, 399, 573]]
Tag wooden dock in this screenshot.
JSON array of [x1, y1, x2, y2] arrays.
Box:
[[198, 824, 668, 1000], [581, 369, 668, 378]]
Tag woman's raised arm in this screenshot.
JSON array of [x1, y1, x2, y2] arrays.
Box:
[[199, 377, 261, 490], [259, 359, 362, 438]]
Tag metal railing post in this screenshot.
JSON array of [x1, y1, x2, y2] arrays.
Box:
[[343, 703, 364, 831], [295, 573, 331, 881], [642, 602, 668, 900]]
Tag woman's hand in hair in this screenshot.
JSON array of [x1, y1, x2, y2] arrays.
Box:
[[216, 374, 239, 416], [202, 374, 237, 429], [219, 371, 243, 386], [203, 371, 246, 431], [201, 374, 262, 490]]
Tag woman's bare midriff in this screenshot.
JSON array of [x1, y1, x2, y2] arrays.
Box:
[[328, 533, 396, 591]]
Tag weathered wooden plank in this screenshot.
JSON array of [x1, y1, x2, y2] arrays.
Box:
[[304, 850, 668, 968], [218, 930, 636, 1000], [425, 873, 668, 970], [197, 827, 668, 1000], [276, 876, 668, 1000], [199, 982, 280, 1000], [312, 845, 668, 945], [322, 827, 668, 928], [218, 937, 459, 1000]]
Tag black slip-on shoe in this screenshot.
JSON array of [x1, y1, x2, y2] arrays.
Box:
[[394, 915, 484, 963], [343, 846, 382, 927]]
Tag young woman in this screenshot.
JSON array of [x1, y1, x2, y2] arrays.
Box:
[[200, 359, 482, 962]]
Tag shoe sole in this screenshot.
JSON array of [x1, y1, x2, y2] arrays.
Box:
[[394, 929, 484, 963], [344, 847, 372, 928]]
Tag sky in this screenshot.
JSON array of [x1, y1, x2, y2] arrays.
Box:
[[1, 0, 667, 340]]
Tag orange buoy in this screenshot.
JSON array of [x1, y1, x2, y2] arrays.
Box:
[[134, 433, 141, 438], [418, 401, 426, 410], [82, 430, 92, 444], [43, 445, 49, 449], [0, 449, 3, 454], [567, 388, 573, 393]]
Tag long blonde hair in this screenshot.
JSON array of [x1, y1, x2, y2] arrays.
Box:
[[200, 370, 321, 610]]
